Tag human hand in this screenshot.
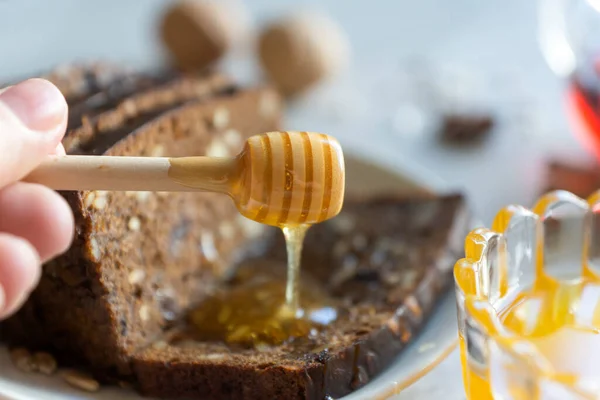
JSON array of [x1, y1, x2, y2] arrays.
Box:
[[0, 79, 74, 320]]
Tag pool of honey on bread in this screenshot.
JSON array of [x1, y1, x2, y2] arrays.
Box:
[[186, 257, 341, 346]]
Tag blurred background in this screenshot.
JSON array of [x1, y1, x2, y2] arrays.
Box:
[[2, 1, 598, 398], [1, 0, 593, 226]]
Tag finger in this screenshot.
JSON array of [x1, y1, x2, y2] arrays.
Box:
[[0, 79, 68, 188], [0, 182, 74, 262], [0, 233, 40, 319]]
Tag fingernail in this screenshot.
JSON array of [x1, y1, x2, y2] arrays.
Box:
[[0, 78, 67, 132]]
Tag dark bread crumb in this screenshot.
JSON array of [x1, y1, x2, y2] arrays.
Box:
[[439, 114, 494, 144]]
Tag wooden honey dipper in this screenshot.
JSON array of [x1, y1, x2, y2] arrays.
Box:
[[23, 131, 345, 226]]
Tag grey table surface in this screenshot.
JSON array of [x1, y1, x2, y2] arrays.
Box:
[[0, 1, 592, 399]]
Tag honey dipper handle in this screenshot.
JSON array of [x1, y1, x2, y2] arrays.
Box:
[[23, 155, 237, 193]]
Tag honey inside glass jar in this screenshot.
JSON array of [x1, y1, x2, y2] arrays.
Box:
[[455, 190, 600, 400]]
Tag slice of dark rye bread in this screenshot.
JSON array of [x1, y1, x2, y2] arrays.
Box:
[[0, 64, 472, 399], [0, 63, 283, 376], [133, 195, 471, 400]]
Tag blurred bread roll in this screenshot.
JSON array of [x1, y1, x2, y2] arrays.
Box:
[[258, 11, 350, 96], [160, 0, 249, 71]]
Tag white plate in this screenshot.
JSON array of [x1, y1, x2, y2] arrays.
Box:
[[0, 152, 461, 400]]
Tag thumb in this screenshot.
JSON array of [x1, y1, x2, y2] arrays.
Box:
[[0, 79, 68, 188]]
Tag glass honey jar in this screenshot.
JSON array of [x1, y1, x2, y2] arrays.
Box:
[[455, 190, 600, 399]]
